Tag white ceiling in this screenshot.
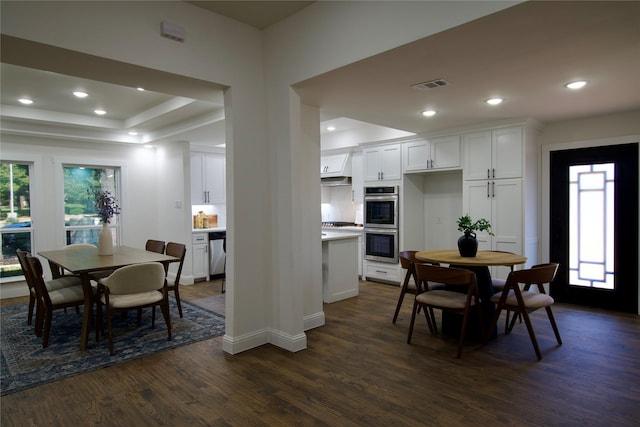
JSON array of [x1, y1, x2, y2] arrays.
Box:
[[1, 1, 639, 148]]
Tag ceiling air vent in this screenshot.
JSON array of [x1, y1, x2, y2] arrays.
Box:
[[411, 79, 449, 90]]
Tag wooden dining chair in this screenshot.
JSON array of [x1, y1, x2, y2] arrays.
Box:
[[408, 264, 485, 358], [26, 253, 88, 347], [488, 263, 561, 360], [164, 242, 187, 318], [16, 250, 83, 331], [145, 239, 166, 254], [97, 262, 171, 355]]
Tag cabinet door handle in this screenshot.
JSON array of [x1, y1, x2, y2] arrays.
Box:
[[487, 168, 490, 179], [492, 168, 496, 179], [375, 270, 388, 274], [381, 171, 384, 180], [492, 181, 495, 198], [487, 181, 490, 198]]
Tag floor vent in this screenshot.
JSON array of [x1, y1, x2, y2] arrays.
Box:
[[411, 79, 449, 90]]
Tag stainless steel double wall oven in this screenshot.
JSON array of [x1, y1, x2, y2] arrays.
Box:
[[363, 186, 399, 263]]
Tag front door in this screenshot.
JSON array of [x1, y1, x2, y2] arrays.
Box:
[[550, 143, 638, 313]]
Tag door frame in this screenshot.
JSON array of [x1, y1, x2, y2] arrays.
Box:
[[541, 134, 640, 315]]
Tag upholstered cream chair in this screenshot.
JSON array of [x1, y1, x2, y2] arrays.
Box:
[[97, 262, 171, 355], [489, 263, 561, 360]]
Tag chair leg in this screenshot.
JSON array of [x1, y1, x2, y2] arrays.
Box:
[[159, 301, 172, 341], [407, 299, 420, 344], [521, 310, 543, 360], [42, 310, 52, 348], [174, 287, 183, 318], [392, 284, 408, 324], [28, 295, 35, 325], [106, 308, 114, 356], [422, 306, 435, 335], [545, 307, 562, 345]]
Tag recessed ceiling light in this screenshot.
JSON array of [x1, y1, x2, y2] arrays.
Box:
[[565, 80, 587, 90], [137, 87, 145, 91], [128, 130, 138, 136], [422, 110, 436, 117], [73, 91, 88, 98], [18, 98, 34, 105], [486, 98, 503, 105], [327, 126, 336, 131], [94, 109, 106, 115]]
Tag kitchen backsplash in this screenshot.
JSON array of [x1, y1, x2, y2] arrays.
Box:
[[191, 204, 226, 228], [321, 186, 362, 223]]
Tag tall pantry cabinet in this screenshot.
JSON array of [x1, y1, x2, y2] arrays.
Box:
[[462, 124, 539, 279]]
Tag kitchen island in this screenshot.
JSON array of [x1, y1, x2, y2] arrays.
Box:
[[321, 231, 360, 303]]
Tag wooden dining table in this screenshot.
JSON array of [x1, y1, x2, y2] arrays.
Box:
[[38, 245, 179, 350], [415, 250, 527, 338]]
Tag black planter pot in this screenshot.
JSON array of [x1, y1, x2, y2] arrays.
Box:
[[457, 233, 478, 257]]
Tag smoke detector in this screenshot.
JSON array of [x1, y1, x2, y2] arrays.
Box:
[[411, 79, 449, 90]]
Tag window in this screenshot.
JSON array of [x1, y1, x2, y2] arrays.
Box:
[[63, 166, 120, 246], [0, 162, 32, 279]]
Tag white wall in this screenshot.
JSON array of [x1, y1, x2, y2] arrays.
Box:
[[1, 0, 522, 352]]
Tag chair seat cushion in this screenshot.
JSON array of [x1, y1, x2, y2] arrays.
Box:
[[417, 290, 470, 309], [102, 290, 163, 309], [48, 285, 85, 305], [491, 290, 554, 308], [491, 278, 506, 292]]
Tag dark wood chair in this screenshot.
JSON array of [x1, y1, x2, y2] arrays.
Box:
[[16, 250, 83, 331], [97, 262, 171, 355], [26, 253, 87, 347], [164, 242, 187, 318], [489, 263, 561, 360], [408, 264, 485, 358]]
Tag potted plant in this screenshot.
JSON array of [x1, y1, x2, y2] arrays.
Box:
[[456, 214, 493, 257]]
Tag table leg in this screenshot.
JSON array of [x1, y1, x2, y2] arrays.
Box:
[[79, 272, 93, 350]]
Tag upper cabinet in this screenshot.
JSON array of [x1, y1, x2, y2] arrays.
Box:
[[403, 135, 460, 173], [463, 126, 523, 180], [363, 143, 401, 182], [191, 152, 225, 205], [321, 153, 351, 177]]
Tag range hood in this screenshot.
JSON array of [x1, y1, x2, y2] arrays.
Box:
[[321, 176, 352, 187]]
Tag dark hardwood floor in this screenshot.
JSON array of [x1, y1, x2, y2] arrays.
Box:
[[2, 279, 639, 426]]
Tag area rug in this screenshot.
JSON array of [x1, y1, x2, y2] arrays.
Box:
[[0, 298, 225, 395]]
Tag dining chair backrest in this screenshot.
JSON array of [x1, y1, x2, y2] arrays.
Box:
[[165, 242, 187, 282], [100, 262, 166, 295], [16, 249, 35, 288], [145, 239, 166, 254], [26, 254, 52, 305]]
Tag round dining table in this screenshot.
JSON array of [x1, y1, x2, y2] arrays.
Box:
[[414, 250, 527, 339]]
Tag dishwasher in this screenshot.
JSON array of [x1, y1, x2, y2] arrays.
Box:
[[208, 231, 226, 280]]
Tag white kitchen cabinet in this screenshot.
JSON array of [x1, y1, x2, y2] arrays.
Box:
[[191, 153, 225, 205], [403, 135, 460, 173], [192, 233, 209, 280], [463, 126, 523, 181], [351, 151, 363, 203], [363, 143, 401, 182], [363, 260, 401, 284], [321, 153, 351, 177], [463, 178, 522, 279]]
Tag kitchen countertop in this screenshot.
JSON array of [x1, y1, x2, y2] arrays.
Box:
[[321, 226, 364, 233], [321, 231, 362, 241], [192, 227, 226, 232]]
